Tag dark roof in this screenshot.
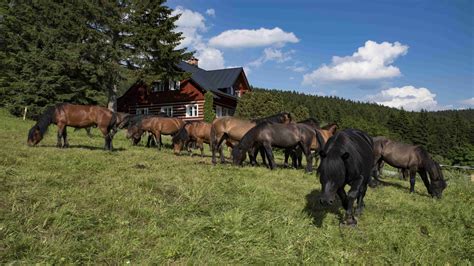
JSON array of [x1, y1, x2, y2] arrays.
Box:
[[177, 61, 244, 97]]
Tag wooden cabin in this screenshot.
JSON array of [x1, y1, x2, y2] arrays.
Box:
[[117, 58, 251, 121]]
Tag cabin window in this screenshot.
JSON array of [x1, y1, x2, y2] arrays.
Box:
[[152, 81, 166, 92], [186, 104, 199, 117], [161, 106, 173, 117], [136, 107, 149, 115], [169, 80, 180, 91], [216, 106, 223, 117]]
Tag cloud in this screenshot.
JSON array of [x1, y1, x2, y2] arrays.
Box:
[[367, 85, 440, 111], [302, 40, 408, 86], [209, 27, 299, 48], [172, 6, 224, 70], [286, 65, 307, 73], [248, 48, 294, 67], [460, 97, 474, 106], [205, 8, 215, 17]]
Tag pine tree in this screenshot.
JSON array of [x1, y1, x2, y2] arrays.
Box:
[[203, 92, 216, 123]]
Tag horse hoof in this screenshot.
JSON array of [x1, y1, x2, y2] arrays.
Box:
[[340, 219, 357, 227]]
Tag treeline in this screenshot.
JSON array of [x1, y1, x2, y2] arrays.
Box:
[[236, 88, 474, 166], [0, 1, 191, 118]]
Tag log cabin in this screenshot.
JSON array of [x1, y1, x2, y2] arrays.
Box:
[[117, 58, 251, 121]]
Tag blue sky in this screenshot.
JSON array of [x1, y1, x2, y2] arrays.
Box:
[[168, 0, 473, 110]]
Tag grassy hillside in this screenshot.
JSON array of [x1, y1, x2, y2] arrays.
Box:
[[0, 109, 472, 264]]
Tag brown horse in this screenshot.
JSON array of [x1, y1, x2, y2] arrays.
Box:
[[372, 136, 447, 198], [210, 112, 292, 165], [27, 103, 117, 150], [172, 121, 211, 156], [285, 122, 338, 168], [126, 116, 184, 150]]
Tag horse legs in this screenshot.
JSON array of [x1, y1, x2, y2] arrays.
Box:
[[337, 188, 348, 210], [212, 133, 226, 165], [283, 149, 291, 168], [409, 167, 417, 193], [263, 144, 276, 170], [62, 127, 69, 148], [355, 180, 368, 216], [419, 170, 432, 196], [300, 142, 313, 173], [197, 139, 204, 157], [344, 177, 364, 226], [56, 124, 65, 148]]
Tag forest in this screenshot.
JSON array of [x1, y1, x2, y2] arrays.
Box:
[[236, 88, 474, 166]]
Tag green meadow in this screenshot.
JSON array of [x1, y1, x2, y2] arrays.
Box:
[[0, 109, 472, 264]]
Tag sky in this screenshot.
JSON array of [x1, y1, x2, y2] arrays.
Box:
[[167, 0, 474, 111]]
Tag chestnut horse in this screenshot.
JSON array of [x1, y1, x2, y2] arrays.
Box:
[[27, 103, 117, 150], [172, 121, 211, 157], [210, 112, 292, 165], [126, 116, 184, 150], [372, 136, 447, 198]]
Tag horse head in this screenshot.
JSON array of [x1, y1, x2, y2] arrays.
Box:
[[231, 145, 247, 166], [429, 162, 447, 199], [172, 125, 190, 155], [27, 125, 42, 146]]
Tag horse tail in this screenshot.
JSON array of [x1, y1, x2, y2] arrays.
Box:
[[172, 123, 189, 144], [28, 105, 58, 142]]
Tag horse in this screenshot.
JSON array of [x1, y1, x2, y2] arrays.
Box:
[[210, 112, 292, 165], [372, 136, 447, 198], [284, 122, 338, 168], [126, 116, 184, 150], [172, 121, 212, 157], [232, 122, 323, 173], [27, 103, 117, 150], [318, 129, 374, 226]]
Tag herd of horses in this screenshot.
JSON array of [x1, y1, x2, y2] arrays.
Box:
[[27, 103, 447, 226]]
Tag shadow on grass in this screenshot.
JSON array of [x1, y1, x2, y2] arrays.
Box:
[[40, 144, 126, 151], [371, 178, 429, 197], [302, 189, 344, 227]]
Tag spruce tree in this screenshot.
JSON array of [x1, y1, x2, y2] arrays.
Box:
[[203, 92, 216, 123]]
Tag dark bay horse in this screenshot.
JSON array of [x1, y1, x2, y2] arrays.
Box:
[[232, 122, 322, 173], [126, 116, 184, 150], [318, 129, 374, 226], [172, 121, 211, 157], [372, 137, 447, 198], [210, 112, 292, 165], [27, 103, 117, 150], [284, 122, 338, 168]]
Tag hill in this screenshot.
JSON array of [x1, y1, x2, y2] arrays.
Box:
[[0, 109, 472, 264]]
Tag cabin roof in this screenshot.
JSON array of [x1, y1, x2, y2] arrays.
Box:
[[177, 61, 244, 95]]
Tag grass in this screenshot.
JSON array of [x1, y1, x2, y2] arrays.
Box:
[[0, 109, 472, 264]]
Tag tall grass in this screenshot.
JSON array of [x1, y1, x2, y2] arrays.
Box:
[[0, 109, 472, 264]]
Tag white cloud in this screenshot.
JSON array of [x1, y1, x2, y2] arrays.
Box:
[[194, 44, 225, 69], [460, 97, 474, 106], [205, 8, 215, 17], [248, 48, 294, 67], [368, 85, 440, 111], [172, 6, 224, 70], [286, 65, 307, 73], [209, 27, 299, 48], [303, 40, 408, 86]]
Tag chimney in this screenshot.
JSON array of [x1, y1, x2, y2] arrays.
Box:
[[187, 56, 199, 67]]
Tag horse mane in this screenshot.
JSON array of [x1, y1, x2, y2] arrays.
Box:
[[252, 112, 291, 124], [416, 146, 444, 182], [28, 104, 60, 140], [298, 118, 321, 129]]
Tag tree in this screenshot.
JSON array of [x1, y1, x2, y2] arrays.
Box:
[[203, 92, 215, 123], [235, 91, 284, 119], [0, 1, 192, 115], [292, 105, 309, 122]]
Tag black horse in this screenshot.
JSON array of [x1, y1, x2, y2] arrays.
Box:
[[232, 122, 323, 173], [318, 129, 374, 226]]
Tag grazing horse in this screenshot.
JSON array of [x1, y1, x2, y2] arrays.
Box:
[[318, 129, 374, 226], [372, 136, 447, 198], [126, 116, 184, 150], [172, 121, 211, 157], [27, 103, 117, 150], [284, 122, 338, 168], [232, 122, 323, 173], [210, 112, 292, 165]]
